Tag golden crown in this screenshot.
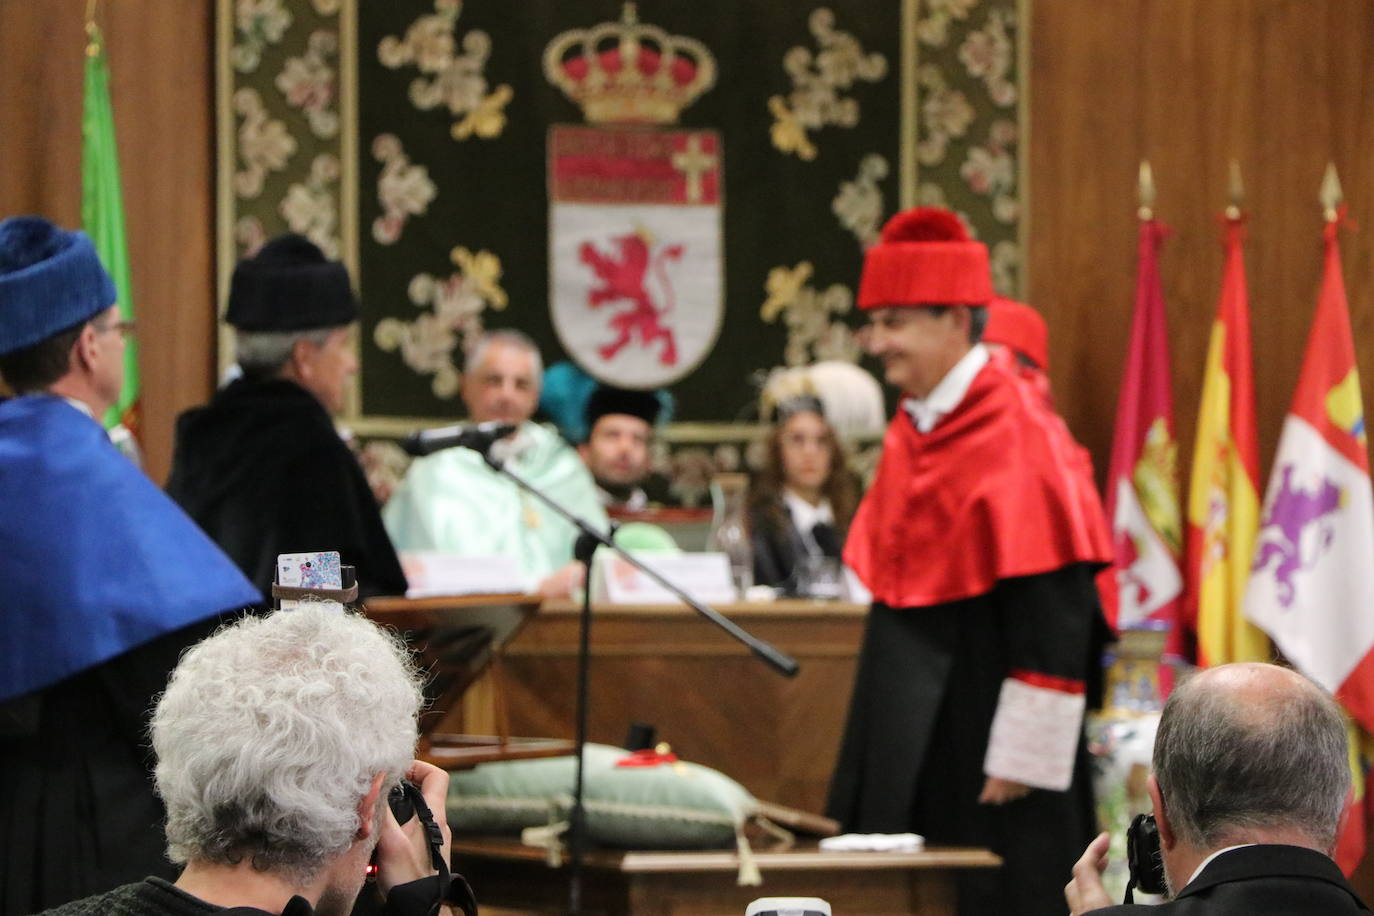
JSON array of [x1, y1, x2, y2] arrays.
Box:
[[543, 4, 717, 125]]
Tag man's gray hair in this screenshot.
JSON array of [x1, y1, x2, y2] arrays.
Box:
[[1153, 665, 1350, 851], [465, 328, 543, 381], [235, 328, 334, 378], [152, 602, 424, 883]]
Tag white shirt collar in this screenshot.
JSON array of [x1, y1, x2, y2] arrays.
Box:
[[598, 484, 648, 512], [1186, 844, 1254, 888], [488, 421, 536, 464], [61, 395, 96, 420], [783, 490, 834, 555], [901, 343, 989, 433]]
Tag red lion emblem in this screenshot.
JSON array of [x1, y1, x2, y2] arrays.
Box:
[[579, 229, 683, 366]]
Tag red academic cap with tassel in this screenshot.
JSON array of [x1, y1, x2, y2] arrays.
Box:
[[856, 207, 994, 309]]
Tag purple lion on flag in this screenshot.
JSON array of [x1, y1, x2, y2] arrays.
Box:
[[1251, 464, 1344, 607]]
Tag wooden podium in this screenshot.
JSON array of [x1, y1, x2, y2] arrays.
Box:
[[362, 593, 573, 767], [472, 598, 870, 817]]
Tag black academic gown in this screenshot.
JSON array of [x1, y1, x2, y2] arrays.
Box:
[[1, 618, 228, 914], [827, 563, 1105, 916], [166, 378, 406, 600], [1089, 844, 1369, 915]]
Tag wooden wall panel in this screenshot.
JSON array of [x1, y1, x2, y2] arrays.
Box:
[[1030, 0, 1374, 490], [0, 0, 216, 483]]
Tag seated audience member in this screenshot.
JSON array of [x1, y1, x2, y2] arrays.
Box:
[[579, 385, 664, 511], [166, 234, 406, 599], [748, 394, 858, 593], [384, 330, 606, 595], [0, 216, 260, 912], [1066, 662, 1366, 915], [40, 602, 463, 916]]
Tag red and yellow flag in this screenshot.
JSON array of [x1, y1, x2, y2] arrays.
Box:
[[1103, 219, 1184, 647], [1186, 216, 1269, 667]]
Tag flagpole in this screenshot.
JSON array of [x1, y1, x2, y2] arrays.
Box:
[[1137, 160, 1155, 221], [1321, 162, 1343, 224], [85, 0, 99, 55], [1226, 159, 1243, 222]]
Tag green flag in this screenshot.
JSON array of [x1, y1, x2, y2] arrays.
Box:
[[82, 23, 140, 434]]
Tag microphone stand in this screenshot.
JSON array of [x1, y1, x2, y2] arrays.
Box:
[[472, 441, 799, 916]]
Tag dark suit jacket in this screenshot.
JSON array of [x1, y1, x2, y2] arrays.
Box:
[[1090, 844, 1368, 914]]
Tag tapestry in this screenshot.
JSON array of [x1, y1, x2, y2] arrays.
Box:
[[217, 0, 1026, 501]]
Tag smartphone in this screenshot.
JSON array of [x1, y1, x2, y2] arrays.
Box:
[[746, 899, 831, 916], [276, 550, 341, 608]]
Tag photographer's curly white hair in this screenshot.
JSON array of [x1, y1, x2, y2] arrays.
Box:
[[151, 602, 424, 883]]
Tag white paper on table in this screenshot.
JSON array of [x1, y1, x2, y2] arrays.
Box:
[[819, 833, 925, 852], [400, 551, 528, 597], [596, 551, 738, 605], [982, 676, 1085, 791]]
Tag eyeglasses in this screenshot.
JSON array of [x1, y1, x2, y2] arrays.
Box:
[[93, 319, 137, 338]]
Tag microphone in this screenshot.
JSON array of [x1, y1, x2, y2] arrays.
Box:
[[811, 522, 841, 557], [401, 421, 517, 457]]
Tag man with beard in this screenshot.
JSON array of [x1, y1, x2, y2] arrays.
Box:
[[41, 603, 468, 916], [579, 384, 664, 511]]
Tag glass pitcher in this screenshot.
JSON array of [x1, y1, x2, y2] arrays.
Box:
[[706, 473, 753, 597]]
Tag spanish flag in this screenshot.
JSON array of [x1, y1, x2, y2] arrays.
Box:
[[1186, 216, 1269, 667]]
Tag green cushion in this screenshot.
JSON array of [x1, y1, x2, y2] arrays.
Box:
[[447, 743, 756, 849], [612, 522, 681, 553]]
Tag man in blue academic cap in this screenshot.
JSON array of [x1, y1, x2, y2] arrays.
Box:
[[0, 216, 262, 913]]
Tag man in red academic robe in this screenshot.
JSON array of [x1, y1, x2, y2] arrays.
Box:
[[827, 207, 1113, 916]]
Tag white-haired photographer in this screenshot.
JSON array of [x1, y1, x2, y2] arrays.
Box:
[[1066, 661, 1367, 915], [39, 602, 464, 916]]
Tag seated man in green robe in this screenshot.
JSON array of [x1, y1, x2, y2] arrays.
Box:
[[384, 329, 606, 595]]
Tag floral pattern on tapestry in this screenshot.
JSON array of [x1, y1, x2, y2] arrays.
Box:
[[769, 8, 889, 161], [914, 0, 1022, 295], [226, 0, 344, 260], [376, 0, 514, 142], [372, 246, 508, 399], [760, 262, 861, 368], [371, 134, 436, 245]]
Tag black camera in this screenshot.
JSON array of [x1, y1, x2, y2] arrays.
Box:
[[1125, 812, 1168, 901], [387, 780, 418, 826], [360, 780, 477, 916]]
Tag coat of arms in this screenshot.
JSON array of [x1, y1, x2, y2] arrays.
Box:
[[545, 4, 721, 389]]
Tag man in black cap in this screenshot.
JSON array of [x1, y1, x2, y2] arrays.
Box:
[[166, 234, 406, 599], [579, 385, 664, 511]]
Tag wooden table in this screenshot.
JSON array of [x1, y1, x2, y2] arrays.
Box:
[[461, 600, 870, 817], [454, 837, 1000, 915]]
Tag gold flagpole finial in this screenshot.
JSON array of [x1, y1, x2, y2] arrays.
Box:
[[1321, 162, 1344, 222], [1137, 160, 1156, 220], [1226, 160, 1244, 220], [85, 0, 101, 56]]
